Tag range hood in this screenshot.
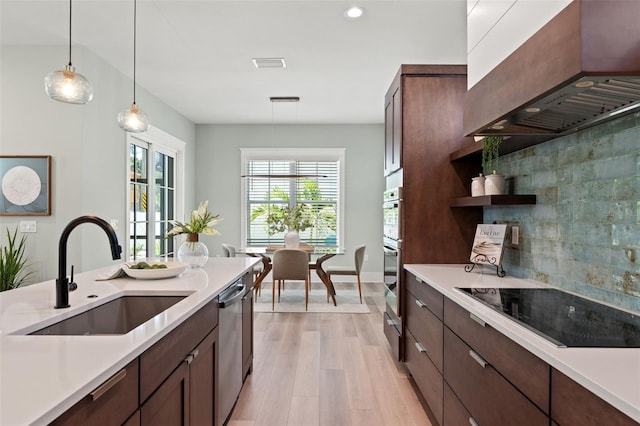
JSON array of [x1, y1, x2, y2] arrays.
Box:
[[464, 0, 640, 137]]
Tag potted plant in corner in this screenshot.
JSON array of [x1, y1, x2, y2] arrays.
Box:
[[482, 136, 505, 195], [1, 227, 35, 292]]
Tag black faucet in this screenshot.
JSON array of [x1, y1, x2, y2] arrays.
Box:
[[55, 216, 122, 309]]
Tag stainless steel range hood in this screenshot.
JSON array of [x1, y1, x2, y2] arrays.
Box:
[[464, 0, 640, 138]]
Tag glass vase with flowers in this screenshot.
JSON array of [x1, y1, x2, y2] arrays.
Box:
[[166, 201, 222, 268]]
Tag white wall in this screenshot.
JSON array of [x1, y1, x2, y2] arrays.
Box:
[[467, 0, 572, 88], [0, 46, 196, 282], [195, 124, 384, 281]]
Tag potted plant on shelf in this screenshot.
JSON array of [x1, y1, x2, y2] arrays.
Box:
[[482, 136, 505, 195], [1, 227, 35, 292]]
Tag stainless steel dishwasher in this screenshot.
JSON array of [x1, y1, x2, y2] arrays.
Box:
[[217, 280, 245, 426]]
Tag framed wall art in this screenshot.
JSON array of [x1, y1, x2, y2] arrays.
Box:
[[0, 155, 51, 216]]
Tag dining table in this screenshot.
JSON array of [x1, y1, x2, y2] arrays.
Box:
[[240, 246, 342, 306]]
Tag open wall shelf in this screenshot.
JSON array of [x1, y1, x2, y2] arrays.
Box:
[[450, 194, 537, 207]]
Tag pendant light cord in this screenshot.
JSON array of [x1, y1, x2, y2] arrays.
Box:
[[67, 0, 72, 66], [133, 0, 137, 105]]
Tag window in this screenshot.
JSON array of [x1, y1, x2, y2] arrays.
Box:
[[241, 148, 345, 247], [127, 127, 185, 260]]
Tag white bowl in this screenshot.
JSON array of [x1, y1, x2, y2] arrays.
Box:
[[122, 261, 188, 280]]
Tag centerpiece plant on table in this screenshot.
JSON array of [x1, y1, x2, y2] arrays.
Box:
[[166, 200, 222, 268]]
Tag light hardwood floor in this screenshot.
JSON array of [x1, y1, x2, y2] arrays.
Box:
[[228, 282, 432, 426]]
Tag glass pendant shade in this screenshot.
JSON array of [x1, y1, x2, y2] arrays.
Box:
[[44, 64, 94, 104], [117, 103, 150, 133]]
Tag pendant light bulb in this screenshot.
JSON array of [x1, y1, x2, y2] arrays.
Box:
[[117, 102, 150, 133], [118, 0, 150, 132], [44, 0, 93, 104]]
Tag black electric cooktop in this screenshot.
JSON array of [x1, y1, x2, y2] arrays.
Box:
[[456, 287, 640, 348]]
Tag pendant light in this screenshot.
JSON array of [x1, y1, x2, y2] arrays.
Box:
[[117, 0, 150, 133], [44, 0, 93, 104]]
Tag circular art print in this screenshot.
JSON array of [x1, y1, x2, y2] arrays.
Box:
[[2, 166, 41, 205]]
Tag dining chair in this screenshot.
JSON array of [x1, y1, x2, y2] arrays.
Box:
[[221, 243, 263, 282], [271, 249, 311, 311], [298, 242, 315, 283], [325, 245, 366, 303]]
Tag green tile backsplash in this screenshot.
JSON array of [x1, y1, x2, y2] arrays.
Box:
[[484, 112, 640, 312]]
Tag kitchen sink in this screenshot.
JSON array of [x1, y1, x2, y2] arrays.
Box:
[[29, 295, 189, 336]]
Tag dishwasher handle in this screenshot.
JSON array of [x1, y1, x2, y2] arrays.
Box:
[[218, 283, 246, 308]]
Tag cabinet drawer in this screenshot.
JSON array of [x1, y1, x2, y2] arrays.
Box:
[[405, 330, 443, 425], [406, 273, 443, 320], [140, 299, 218, 403], [444, 297, 549, 413], [383, 310, 401, 361], [443, 382, 473, 426], [405, 290, 443, 372], [52, 359, 139, 426], [551, 368, 637, 425], [444, 327, 548, 426]]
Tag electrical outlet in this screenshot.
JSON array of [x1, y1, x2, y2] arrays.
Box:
[[110, 219, 119, 230], [19, 220, 37, 233], [364, 254, 369, 262], [511, 225, 519, 247]]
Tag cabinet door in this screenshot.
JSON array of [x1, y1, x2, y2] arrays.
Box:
[[551, 368, 637, 426], [405, 330, 443, 425], [51, 360, 139, 426], [384, 83, 401, 176], [189, 328, 218, 426], [141, 361, 190, 426], [242, 283, 253, 380], [443, 327, 548, 426]]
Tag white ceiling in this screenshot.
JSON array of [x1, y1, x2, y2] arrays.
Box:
[[1, 0, 468, 124]]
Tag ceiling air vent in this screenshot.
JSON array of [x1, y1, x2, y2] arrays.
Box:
[[252, 58, 286, 69]]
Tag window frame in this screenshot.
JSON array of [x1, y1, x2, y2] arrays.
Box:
[[125, 126, 186, 260], [240, 147, 345, 248]]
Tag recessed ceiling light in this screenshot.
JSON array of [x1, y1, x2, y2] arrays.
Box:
[[252, 58, 286, 69], [526, 107, 541, 113], [344, 6, 364, 19], [575, 80, 594, 88]]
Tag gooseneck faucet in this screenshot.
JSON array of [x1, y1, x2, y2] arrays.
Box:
[[55, 216, 122, 309]]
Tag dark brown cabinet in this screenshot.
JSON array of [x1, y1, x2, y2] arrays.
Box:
[[52, 282, 230, 426], [51, 360, 139, 426], [385, 65, 481, 266], [384, 84, 401, 176], [551, 368, 638, 426], [443, 327, 548, 426], [404, 273, 445, 424]]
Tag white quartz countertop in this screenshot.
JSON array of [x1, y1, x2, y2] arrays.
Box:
[[404, 264, 640, 422], [0, 257, 259, 426]]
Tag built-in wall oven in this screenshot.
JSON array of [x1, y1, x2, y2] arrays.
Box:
[[383, 187, 402, 360]]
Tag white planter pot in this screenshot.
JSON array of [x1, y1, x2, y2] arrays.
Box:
[[471, 176, 485, 197], [484, 174, 505, 195], [284, 230, 301, 248]]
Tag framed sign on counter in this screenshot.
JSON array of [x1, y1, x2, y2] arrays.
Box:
[[0, 155, 51, 216], [465, 224, 508, 277]]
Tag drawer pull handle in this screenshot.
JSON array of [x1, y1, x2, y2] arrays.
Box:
[[191, 348, 199, 359], [185, 354, 195, 364], [469, 313, 486, 327], [415, 299, 427, 309], [90, 369, 126, 401], [469, 349, 487, 368], [415, 342, 427, 353], [469, 417, 479, 426]]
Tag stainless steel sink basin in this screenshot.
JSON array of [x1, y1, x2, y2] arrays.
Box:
[[30, 295, 187, 335]]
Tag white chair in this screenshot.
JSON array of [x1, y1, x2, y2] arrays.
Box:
[[271, 249, 311, 311], [221, 243, 263, 280], [325, 245, 366, 303]]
